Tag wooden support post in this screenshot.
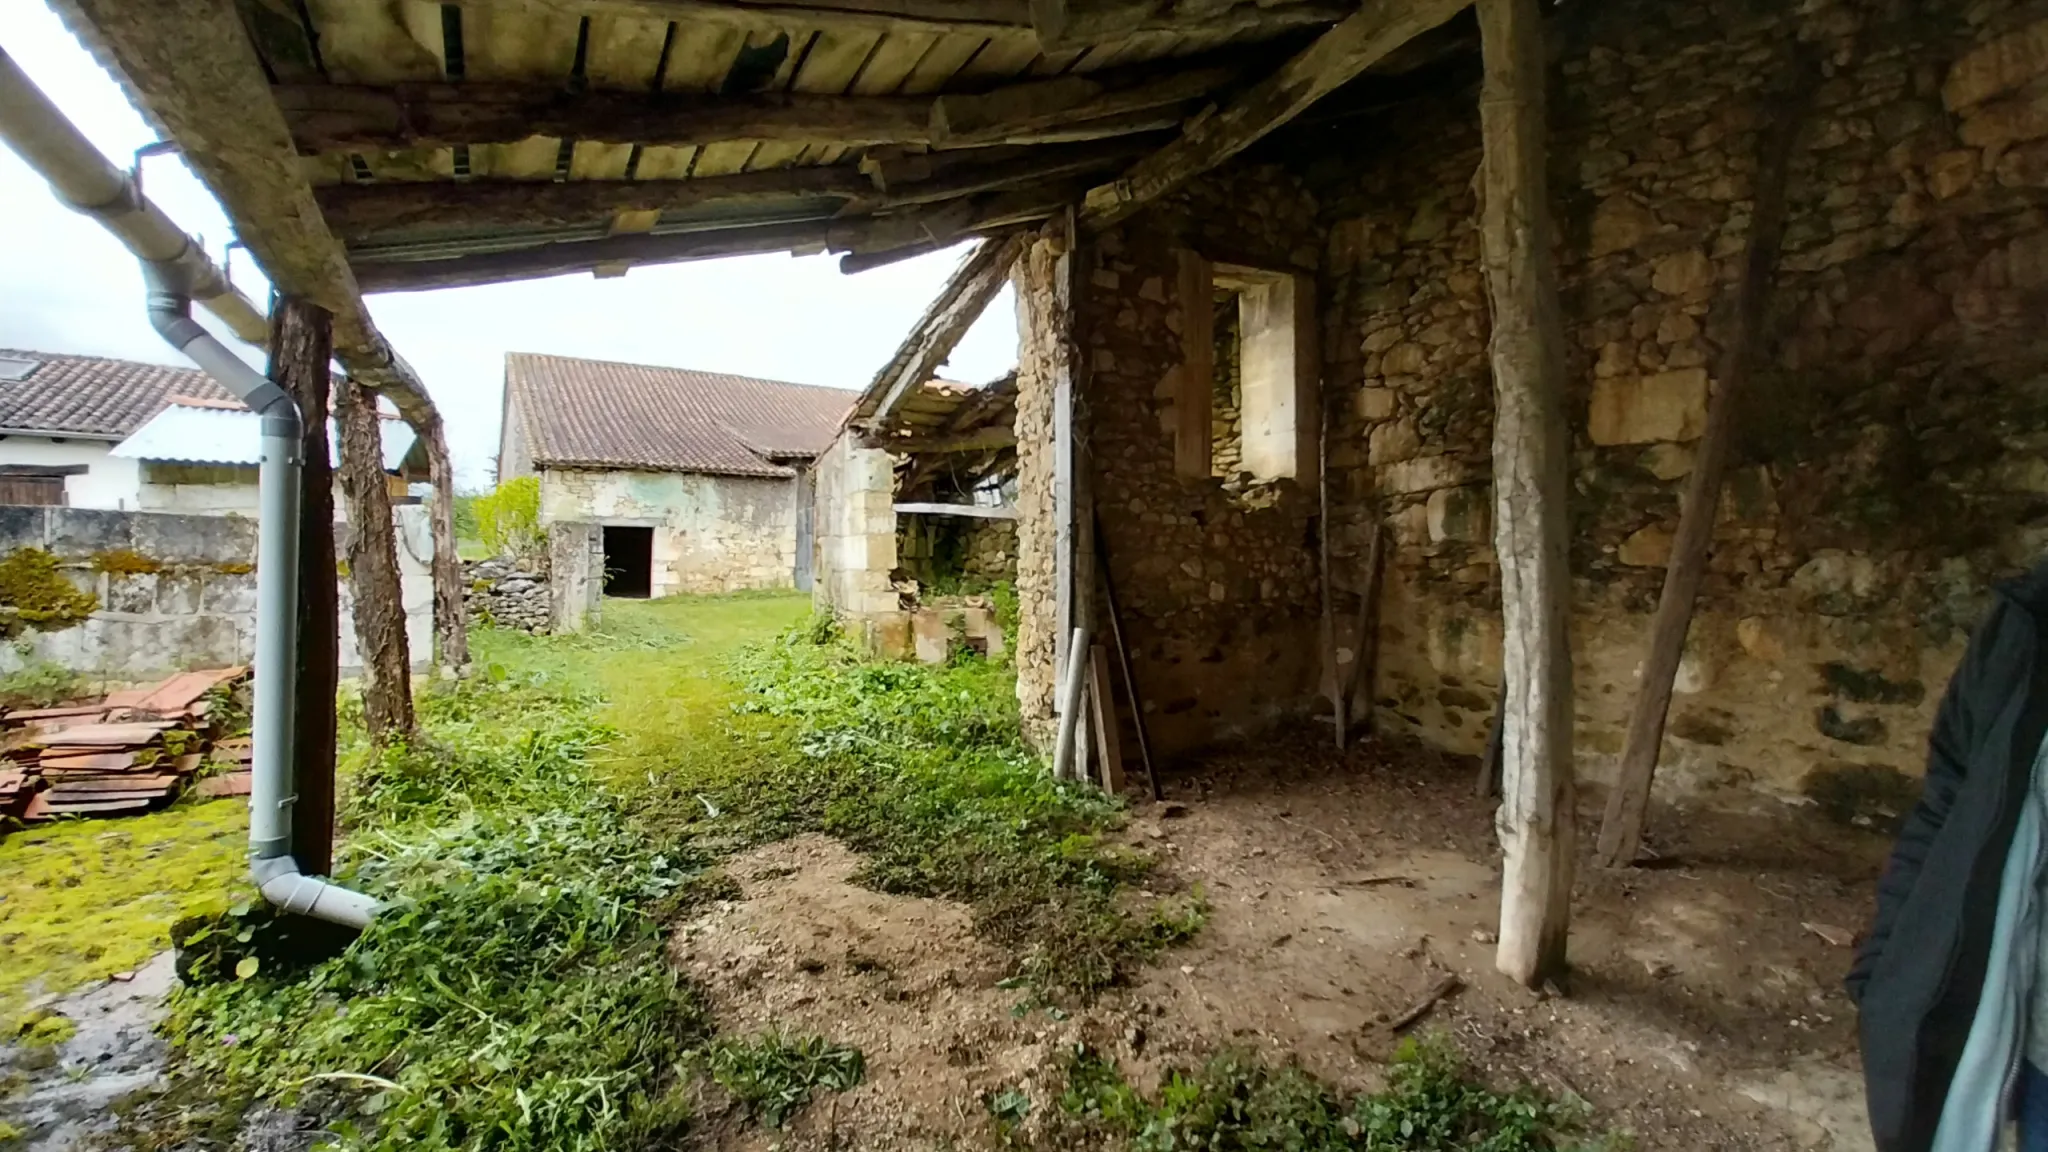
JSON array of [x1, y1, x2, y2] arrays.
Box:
[[1088, 644, 1125, 793], [271, 296, 338, 878], [420, 413, 469, 672], [334, 377, 415, 745], [1594, 55, 1812, 870], [1477, 0, 1575, 989]]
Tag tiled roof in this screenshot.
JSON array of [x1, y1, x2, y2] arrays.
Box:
[[0, 350, 236, 439], [503, 353, 855, 478]]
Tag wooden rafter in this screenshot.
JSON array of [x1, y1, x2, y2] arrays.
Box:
[[852, 234, 1029, 432], [320, 139, 1144, 243], [1080, 0, 1472, 230], [349, 187, 1056, 293], [472, 0, 1348, 43], [279, 63, 1232, 155]]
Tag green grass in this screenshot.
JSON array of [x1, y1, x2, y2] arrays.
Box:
[[702, 1032, 866, 1127], [0, 797, 244, 1024], [1046, 1037, 1622, 1152]]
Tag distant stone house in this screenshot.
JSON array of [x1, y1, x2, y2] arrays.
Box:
[[497, 353, 853, 597]]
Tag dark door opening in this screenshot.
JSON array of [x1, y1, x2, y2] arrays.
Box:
[[603, 525, 654, 598]]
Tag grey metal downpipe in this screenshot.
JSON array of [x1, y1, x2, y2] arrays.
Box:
[[143, 261, 379, 930]]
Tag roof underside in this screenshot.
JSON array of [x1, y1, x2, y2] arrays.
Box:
[[207, 0, 1407, 290]]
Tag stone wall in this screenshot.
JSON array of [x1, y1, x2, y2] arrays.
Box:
[[1210, 300, 1245, 478], [1012, 237, 1065, 745], [1074, 164, 1328, 757], [1296, 0, 2048, 800], [537, 467, 800, 595], [464, 557, 551, 634], [0, 505, 432, 677], [812, 430, 900, 619]]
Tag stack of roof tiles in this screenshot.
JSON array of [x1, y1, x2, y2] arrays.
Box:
[[0, 667, 252, 823]]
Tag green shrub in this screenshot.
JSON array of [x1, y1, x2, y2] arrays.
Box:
[[0, 549, 97, 636], [472, 476, 543, 562], [0, 656, 86, 709]]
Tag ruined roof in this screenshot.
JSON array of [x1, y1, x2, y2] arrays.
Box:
[[0, 350, 234, 440], [503, 353, 854, 478]]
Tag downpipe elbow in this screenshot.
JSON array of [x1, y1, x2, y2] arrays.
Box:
[[251, 855, 381, 930]]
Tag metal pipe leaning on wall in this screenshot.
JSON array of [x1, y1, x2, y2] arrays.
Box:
[[1052, 626, 1092, 781], [143, 265, 379, 930]]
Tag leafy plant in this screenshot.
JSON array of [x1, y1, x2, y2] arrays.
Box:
[[0, 549, 97, 637], [703, 1032, 864, 1127], [0, 654, 86, 709], [471, 476, 544, 562], [1053, 1037, 1614, 1152]]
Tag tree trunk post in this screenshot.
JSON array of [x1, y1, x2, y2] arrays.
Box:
[[1477, 0, 1575, 989], [419, 413, 469, 672], [1594, 55, 1813, 870], [271, 296, 338, 877], [335, 377, 416, 744]]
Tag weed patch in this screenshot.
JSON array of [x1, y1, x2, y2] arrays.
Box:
[[702, 1032, 864, 1126], [664, 624, 1201, 996], [1050, 1037, 1618, 1151]]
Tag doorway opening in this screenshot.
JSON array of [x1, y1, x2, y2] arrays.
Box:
[[602, 525, 654, 598]]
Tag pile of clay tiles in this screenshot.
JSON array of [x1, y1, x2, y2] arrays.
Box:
[[0, 667, 252, 823]]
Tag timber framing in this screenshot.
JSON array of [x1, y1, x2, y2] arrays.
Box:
[[852, 234, 1029, 432], [1081, 0, 1473, 230], [280, 64, 1234, 154], [487, 0, 1349, 42]]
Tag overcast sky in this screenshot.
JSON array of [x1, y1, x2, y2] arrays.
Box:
[[0, 1, 1019, 489]]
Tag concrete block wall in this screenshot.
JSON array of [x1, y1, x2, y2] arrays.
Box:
[[0, 505, 432, 678]]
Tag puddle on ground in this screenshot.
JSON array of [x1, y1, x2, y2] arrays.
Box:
[[2, 952, 173, 1151]]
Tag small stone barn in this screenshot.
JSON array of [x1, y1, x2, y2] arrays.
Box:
[[53, 0, 2048, 984], [498, 352, 851, 596]]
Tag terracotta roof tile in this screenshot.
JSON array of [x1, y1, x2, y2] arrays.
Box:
[[504, 353, 855, 478], [0, 350, 235, 438]]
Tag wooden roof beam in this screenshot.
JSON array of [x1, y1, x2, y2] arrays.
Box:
[[1080, 0, 1472, 230], [280, 63, 1234, 154], [852, 233, 1028, 431], [485, 0, 1349, 43], [320, 139, 1144, 243], [348, 190, 1051, 292]]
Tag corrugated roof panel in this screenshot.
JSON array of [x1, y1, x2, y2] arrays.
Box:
[[111, 404, 417, 471]]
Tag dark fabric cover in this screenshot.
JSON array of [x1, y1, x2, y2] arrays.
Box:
[[1851, 560, 2048, 1152]]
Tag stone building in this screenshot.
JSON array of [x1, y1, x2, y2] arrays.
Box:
[[813, 371, 1018, 662], [497, 352, 853, 597], [1001, 0, 2048, 826]]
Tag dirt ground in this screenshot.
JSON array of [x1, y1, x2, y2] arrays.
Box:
[[675, 730, 1887, 1151]]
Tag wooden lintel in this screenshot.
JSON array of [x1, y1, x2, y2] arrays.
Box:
[[1080, 0, 1471, 230], [893, 502, 1021, 520], [280, 61, 1231, 156], [853, 233, 1030, 430]]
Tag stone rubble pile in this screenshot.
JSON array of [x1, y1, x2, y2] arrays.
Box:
[[464, 558, 551, 634]]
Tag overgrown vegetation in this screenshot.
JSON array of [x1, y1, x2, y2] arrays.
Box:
[[702, 1032, 865, 1126], [0, 798, 244, 1025], [1047, 1037, 1618, 1152], [0, 548, 97, 637], [470, 476, 544, 561], [160, 677, 711, 1152], [0, 652, 86, 709]]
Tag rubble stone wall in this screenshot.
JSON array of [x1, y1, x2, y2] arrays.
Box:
[[538, 467, 800, 595], [1077, 165, 1328, 757], [464, 558, 551, 634], [1300, 0, 2048, 802]]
